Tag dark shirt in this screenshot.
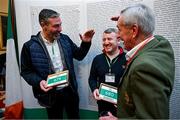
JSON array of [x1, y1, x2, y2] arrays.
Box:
[[89, 52, 126, 92]]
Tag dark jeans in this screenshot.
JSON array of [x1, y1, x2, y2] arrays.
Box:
[[97, 100, 117, 117], [46, 87, 79, 119]]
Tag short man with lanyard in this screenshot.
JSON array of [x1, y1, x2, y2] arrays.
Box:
[[88, 28, 126, 117]]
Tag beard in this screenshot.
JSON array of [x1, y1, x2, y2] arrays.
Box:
[[52, 32, 60, 39]]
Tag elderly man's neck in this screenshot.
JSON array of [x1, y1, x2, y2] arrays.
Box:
[[135, 33, 153, 46]]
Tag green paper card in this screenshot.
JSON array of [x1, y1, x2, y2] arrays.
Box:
[[47, 70, 69, 87], [99, 83, 117, 104]]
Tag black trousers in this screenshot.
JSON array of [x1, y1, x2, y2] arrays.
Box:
[[46, 87, 79, 119], [97, 100, 117, 117]]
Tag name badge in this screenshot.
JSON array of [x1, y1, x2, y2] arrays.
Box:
[[47, 70, 69, 87], [99, 83, 117, 104], [105, 73, 115, 83]]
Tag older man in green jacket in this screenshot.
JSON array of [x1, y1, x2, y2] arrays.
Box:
[[100, 4, 175, 119]]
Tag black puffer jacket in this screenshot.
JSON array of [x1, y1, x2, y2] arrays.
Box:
[[21, 32, 91, 97]]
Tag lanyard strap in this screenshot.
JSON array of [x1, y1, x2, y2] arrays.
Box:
[[105, 55, 119, 73], [52, 44, 55, 55]]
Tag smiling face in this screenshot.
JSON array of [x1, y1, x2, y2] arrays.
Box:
[[117, 16, 136, 51], [42, 17, 62, 41], [102, 32, 119, 55]]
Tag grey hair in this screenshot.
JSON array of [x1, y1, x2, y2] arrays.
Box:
[[39, 9, 60, 25], [120, 4, 155, 35], [104, 28, 118, 34]]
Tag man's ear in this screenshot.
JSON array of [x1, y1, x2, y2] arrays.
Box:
[[116, 33, 121, 41], [132, 24, 138, 38], [40, 22, 45, 27], [40, 21, 46, 27], [117, 36, 121, 42]]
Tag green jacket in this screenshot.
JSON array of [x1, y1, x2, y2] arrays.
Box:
[[117, 35, 175, 119]]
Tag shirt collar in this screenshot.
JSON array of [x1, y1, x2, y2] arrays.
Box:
[[125, 36, 154, 61]]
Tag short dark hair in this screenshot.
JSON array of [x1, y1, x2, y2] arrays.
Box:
[[104, 28, 118, 34], [39, 9, 60, 25]]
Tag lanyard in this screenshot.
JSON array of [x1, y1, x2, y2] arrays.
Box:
[[105, 55, 119, 73], [52, 45, 55, 55]]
